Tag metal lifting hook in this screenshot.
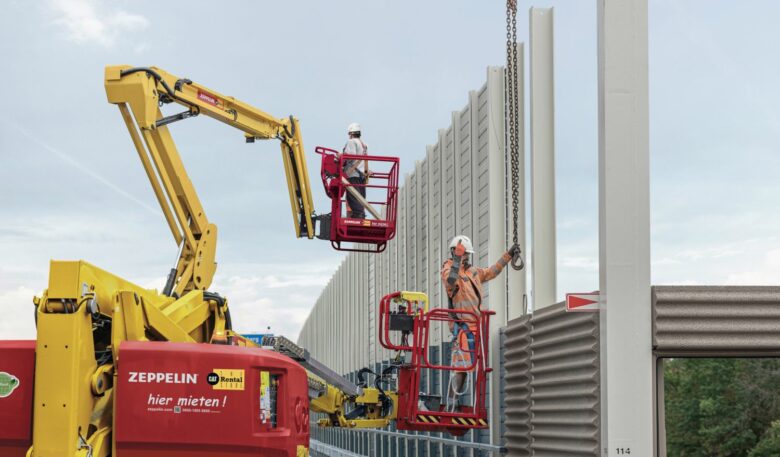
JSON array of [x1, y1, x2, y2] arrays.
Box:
[[510, 249, 525, 271]]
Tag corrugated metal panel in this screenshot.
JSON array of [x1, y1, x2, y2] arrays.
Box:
[[457, 101, 472, 238], [407, 172, 417, 292], [368, 253, 376, 366], [362, 254, 368, 370], [438, 128, 455, 344], [502, 316, 531, 456], [398, 185, 406, 291], [389, 213, 398, 295], [338, 260, 343, 369], [442, 126, 454, 223], [346, 255, 353, 372], [419, 158, 429, 297], [653, 285, 780, 356], [529, 303, 599, 456], [475, 83, 491, 283]]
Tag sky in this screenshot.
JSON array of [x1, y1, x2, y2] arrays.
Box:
[[2, 0, 780, 341]]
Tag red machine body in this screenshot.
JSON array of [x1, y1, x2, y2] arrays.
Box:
[[378, 292, 493, 435], [114, 341, 309, 457], [316, 146, 399, 253], [0, 341, 35, 457]]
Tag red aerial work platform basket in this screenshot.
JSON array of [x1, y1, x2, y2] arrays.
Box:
[[378, 291, 493, 436], [315, 146, 399, 253]]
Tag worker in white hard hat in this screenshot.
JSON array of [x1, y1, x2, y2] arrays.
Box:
[[341, 122, 370, 219], [440, 235, 521, 409]]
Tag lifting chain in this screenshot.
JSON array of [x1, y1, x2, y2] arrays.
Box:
[[506, 0, 525, 271]]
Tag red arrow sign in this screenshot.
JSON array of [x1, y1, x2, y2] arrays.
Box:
[[566, 292, 600, 312]]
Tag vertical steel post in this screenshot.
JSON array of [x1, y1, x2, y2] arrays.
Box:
[[487, 65, 508, 445], [530, 7, 558, 310], [507, 43, 527, 321], [598, 0, 653, 455]]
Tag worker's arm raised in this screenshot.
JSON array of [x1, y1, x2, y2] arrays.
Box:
[[477, 250, 513, 282]]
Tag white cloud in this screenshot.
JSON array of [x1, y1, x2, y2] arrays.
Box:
[[726, 249, 780, 286], [47, 0, 149, 48], [0, 287, 39, 339], [561, 256, 598, 271], [211, 272, 330, 340]]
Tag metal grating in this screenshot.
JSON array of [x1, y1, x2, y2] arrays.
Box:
[[529, 303, 599, 456], [653, 285, 780, 356], [502, 315, 531, 456]]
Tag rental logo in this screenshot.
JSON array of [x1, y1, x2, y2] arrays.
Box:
[[128, 372, 198, 384], [0, 372, 20, 398], [206, 369, 245, 391], [197, 90, 221, 108]]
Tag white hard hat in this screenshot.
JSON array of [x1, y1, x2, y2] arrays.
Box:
[[347, 123, 361, 133], [449, 235, 474, 254]]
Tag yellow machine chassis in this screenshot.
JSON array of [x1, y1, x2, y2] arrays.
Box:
[[29, 260, 230, 457]]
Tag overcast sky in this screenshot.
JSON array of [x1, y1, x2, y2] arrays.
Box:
[[2, 0, 780, 341]]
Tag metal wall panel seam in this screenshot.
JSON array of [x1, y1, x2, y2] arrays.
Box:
[[451, 111, 461, 246], [506, 42, 527, 322], [426, 145, 434, 311], [420, 156, 429, 298], [487, 66, 509, 444], [469, 90, 479, 251], [475, 83, 490, 270], [415, 159, 423, 293]]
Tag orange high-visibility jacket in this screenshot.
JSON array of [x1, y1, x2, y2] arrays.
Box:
[[440, 251, 512, 331]]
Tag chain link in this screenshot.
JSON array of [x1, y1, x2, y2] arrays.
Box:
[[506, 1, 520, 246]]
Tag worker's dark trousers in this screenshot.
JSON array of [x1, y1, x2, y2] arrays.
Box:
[[347, 176, 366, 219]]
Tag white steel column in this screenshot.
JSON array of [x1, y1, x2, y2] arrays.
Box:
[[507, 43, 527, 321], [529, 7, 557, 310], [598, 0, 653, 456], [486, 66, 508, 445]]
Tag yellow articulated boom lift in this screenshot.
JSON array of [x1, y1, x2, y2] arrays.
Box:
[[0, 66, 396, 457]]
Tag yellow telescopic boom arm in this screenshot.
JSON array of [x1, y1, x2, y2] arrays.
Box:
[[104, 65, 315, 296]]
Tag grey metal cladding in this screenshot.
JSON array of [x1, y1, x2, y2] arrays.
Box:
[[407, 173, 417, 291], [475, 83, 491, 297], [503, 315, 531, 456], [529, 303, 599, 457], [653, 285, 780, 356], [457, 104, 471, 238], [420, 158, 429, 293]]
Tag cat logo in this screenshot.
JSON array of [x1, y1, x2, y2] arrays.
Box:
[[207, 369, 245, 391]]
